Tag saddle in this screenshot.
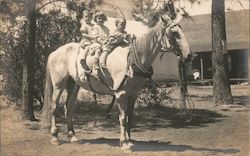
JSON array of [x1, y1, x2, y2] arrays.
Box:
[[76, 45, 130, 91]]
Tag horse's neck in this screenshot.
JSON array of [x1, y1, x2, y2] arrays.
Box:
[[135, 23, 164, 68]]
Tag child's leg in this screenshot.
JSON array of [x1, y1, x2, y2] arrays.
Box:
[[100, 50, 109, 68], [100, 45, 112, 68], [79, 46, 91, 81], [80, 46, 90, 70], [93, 45, 102, 70]]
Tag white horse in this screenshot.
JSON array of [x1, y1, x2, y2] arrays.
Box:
[[41, 13, 191, 149]]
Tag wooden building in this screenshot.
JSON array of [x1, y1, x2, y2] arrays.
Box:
[[180, 10, 249, 82]]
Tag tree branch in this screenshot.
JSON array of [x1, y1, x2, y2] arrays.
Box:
[[235, 0, 244, 9], [36, 0, 63, 13], [152, 0, 160, 11], [101, 2, 125, 18]]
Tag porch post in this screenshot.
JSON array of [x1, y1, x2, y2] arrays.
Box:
[[200, 57, 204, 80]]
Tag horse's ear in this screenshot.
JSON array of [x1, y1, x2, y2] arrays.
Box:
[[160, 13, 172, 25]]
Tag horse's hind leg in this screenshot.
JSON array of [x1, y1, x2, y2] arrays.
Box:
[[65, 78, 80, 143], [50, 87, 64, 145]]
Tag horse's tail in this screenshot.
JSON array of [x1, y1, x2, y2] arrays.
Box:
[[41, 63, 53, 125]]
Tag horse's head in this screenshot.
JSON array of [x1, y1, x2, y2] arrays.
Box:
[[160, 14, 192, 61]]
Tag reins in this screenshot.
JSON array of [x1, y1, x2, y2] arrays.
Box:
[[130, 21, 176, 77]]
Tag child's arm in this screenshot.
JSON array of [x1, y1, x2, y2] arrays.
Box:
[[82, 33, 95, 41], [80, 24, 95, 41]]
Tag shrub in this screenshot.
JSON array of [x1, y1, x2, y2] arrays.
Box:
[[0, 10, 81, 103], [136, 79, 172, 108]]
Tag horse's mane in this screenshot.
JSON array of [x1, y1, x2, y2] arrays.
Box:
[[134, 22, 163, 58]]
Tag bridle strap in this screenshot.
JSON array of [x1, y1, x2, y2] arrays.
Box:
[[131, 40, 151, 74], [160, 23, 183, 58], [130, 22, 172, 75]]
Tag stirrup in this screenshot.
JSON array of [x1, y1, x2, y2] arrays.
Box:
[[93, 64, 99, 70], [91, 69, 99, 79], [100, 64, 107, 69], [79, 73, 87, 81], [84, 69, 92, 74]]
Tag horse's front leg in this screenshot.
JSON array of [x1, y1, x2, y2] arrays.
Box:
[[116, 92, 130, 149], [126, 95, 137, 147], [65, 82, 80, 143]]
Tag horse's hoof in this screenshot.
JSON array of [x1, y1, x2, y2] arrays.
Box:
[[127, 141, 134, 148], [51, 139, 60, 145], [121, 144, 132, 153], [70, 136, 79, 143], [120, 141, 132, 151]]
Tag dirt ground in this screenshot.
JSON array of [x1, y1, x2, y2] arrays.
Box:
[[1, 85, 249, 156]]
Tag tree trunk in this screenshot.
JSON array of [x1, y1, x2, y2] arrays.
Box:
[[249, 49, 250, 84], [211, 0, 233, 104], [21, 1, 36, 120], [178, 60, 187, 109]]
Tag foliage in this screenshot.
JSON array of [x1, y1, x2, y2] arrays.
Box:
[[36, 10, 83, 100], [131, 0, 195, 27], [0, 10, 82, 102], [0, 16, 28, 102], [132, 0, 161, 27], [137, 79, 172, 108], [65, 0, 85, 22]]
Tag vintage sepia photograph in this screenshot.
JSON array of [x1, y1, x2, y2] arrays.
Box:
[[0, 0, 249, 155]]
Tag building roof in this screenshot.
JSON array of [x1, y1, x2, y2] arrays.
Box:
[[180, 9, 250, 52]]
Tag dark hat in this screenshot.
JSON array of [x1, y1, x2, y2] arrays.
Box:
[[93, 11, 107, 22], [83, 9, 92, 16], [115, 17, 126, 26]]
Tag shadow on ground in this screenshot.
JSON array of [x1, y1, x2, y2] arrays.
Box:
[[188, 95, 213, 101], [134, 106, 225, 129], [233, 96, 249, 106], [55, 100, 226, 131], [77, 138, 239, 154]]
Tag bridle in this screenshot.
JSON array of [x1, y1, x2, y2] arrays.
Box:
[[130, 20, 182, 76], [161, 23, 183, 57]]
